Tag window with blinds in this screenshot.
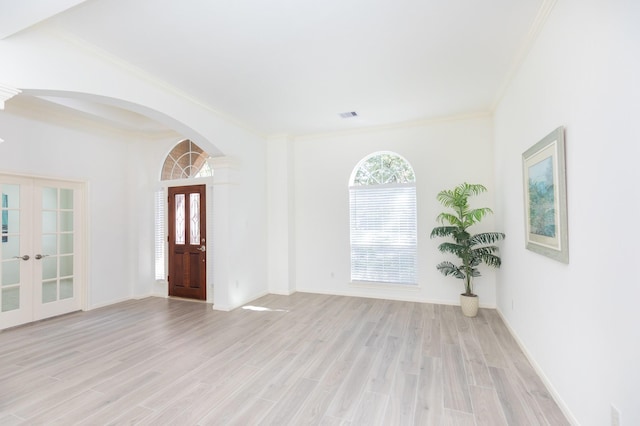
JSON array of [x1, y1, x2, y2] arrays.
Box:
[[349, 152, 417, 285], [154, 189, 166, 280]]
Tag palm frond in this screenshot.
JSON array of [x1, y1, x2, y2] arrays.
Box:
[[430, 226, 457, 238], [436, 261, 465, 279], [471, 246, 499, 257], [436, 190, 457, 208], [435, 212, 462, 227], [470, 232, 505, 246], [464, 208, 493, 226], [479, 253, 502, 268], [438, 242, 465, 255]]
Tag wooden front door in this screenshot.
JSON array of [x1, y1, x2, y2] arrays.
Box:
[[168, 185, 207, 300]]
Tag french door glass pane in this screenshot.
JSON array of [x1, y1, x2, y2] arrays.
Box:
[[2, 236, 19, 259], [6, 210, 19, 233], [60, 212, 73, 232], [175, 194, 185, 245], [42, 211, 57, 233], [190, 193, 200, 245], [60, 256, 73, 276], [2, 261, 19, 286], [60, 278, 73, 299], [1, 184, 21, 314], [60, 234, 73, 254], [2, 184, 20, 208], [60, 189, 73, 209], [42, 187, 57, 210], [43, 257, 57, 280], [43, 234, 57, 256], [1, 287, 19, 312], [42, 281, 57, 303]]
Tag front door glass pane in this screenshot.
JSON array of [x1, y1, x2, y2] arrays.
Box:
[[190, 193, 200, 245], [175, 194, 185, 245]]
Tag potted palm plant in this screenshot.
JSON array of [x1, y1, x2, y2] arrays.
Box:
[[430, 183, 505, 317]]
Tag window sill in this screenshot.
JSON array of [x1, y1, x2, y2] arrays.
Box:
[[349, 281, 421, 292]]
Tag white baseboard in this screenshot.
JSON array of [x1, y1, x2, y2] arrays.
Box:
[[86, 296, 133, 310], [295, 287, 495, 309], [496, 308, 579, 426]]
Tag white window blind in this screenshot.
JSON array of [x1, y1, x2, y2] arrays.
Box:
[[154, 189, 166, 280], [350, 183, 417, 285]]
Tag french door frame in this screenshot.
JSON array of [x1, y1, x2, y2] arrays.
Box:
[[0, 173, 87, 329]]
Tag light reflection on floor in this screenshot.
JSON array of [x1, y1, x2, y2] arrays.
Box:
[[242, 305, 289, 312]]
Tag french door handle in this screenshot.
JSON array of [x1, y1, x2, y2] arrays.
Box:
[[35, 254, 50, 260], [198, 245, 206, 252], [13, 255, 30, 261]]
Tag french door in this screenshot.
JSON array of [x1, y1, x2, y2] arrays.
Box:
[[0, 175, 84, 330], [167, 185, 207, 300]]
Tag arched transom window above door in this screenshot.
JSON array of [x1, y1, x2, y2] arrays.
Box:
[[161, 140, 213, 181]]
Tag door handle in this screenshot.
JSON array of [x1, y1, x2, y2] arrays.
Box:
[[35, 254, 50, 260], [198, 245, 206, 252], [13, 255, 30, 261]]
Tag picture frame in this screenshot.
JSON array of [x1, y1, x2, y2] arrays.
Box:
[[522, 126, 568, 263]]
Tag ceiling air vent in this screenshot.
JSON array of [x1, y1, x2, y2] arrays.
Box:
[[338, 111, 358, 118]]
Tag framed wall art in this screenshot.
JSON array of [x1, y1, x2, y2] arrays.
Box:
[[522, 126, 569, 263]]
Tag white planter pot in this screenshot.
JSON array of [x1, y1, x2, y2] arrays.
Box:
[[460, 294, 479, 317]]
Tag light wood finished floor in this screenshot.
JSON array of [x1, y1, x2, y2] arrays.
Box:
[[0, 293, 569, 425]]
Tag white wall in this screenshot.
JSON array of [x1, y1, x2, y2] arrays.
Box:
[[494, 0, 640, 424], [293, 116, 500, 305], [0, 104, 135, 307], [0, 27, 269, 312]]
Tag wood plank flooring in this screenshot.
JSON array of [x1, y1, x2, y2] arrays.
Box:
[[0, 293, 570, 425]]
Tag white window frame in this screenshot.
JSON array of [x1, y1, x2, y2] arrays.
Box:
[[349, 152, 417, 285]]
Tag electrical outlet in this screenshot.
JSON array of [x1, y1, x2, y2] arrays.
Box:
[[611, 405, 620, 426]]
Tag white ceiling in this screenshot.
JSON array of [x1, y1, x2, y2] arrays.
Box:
[[3, 0, 546, 137]]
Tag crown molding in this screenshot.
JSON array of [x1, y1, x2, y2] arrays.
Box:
[[0, 84, 21, 109], [291, 111, 493, 142], [491, 0, 558, 111]]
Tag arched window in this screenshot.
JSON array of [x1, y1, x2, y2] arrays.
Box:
[[349, 152, 417, 285], [161, 139, 213, 181]]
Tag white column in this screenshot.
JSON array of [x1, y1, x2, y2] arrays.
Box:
[[210, 156, 237, 310], [267, 135, 296, 295]]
